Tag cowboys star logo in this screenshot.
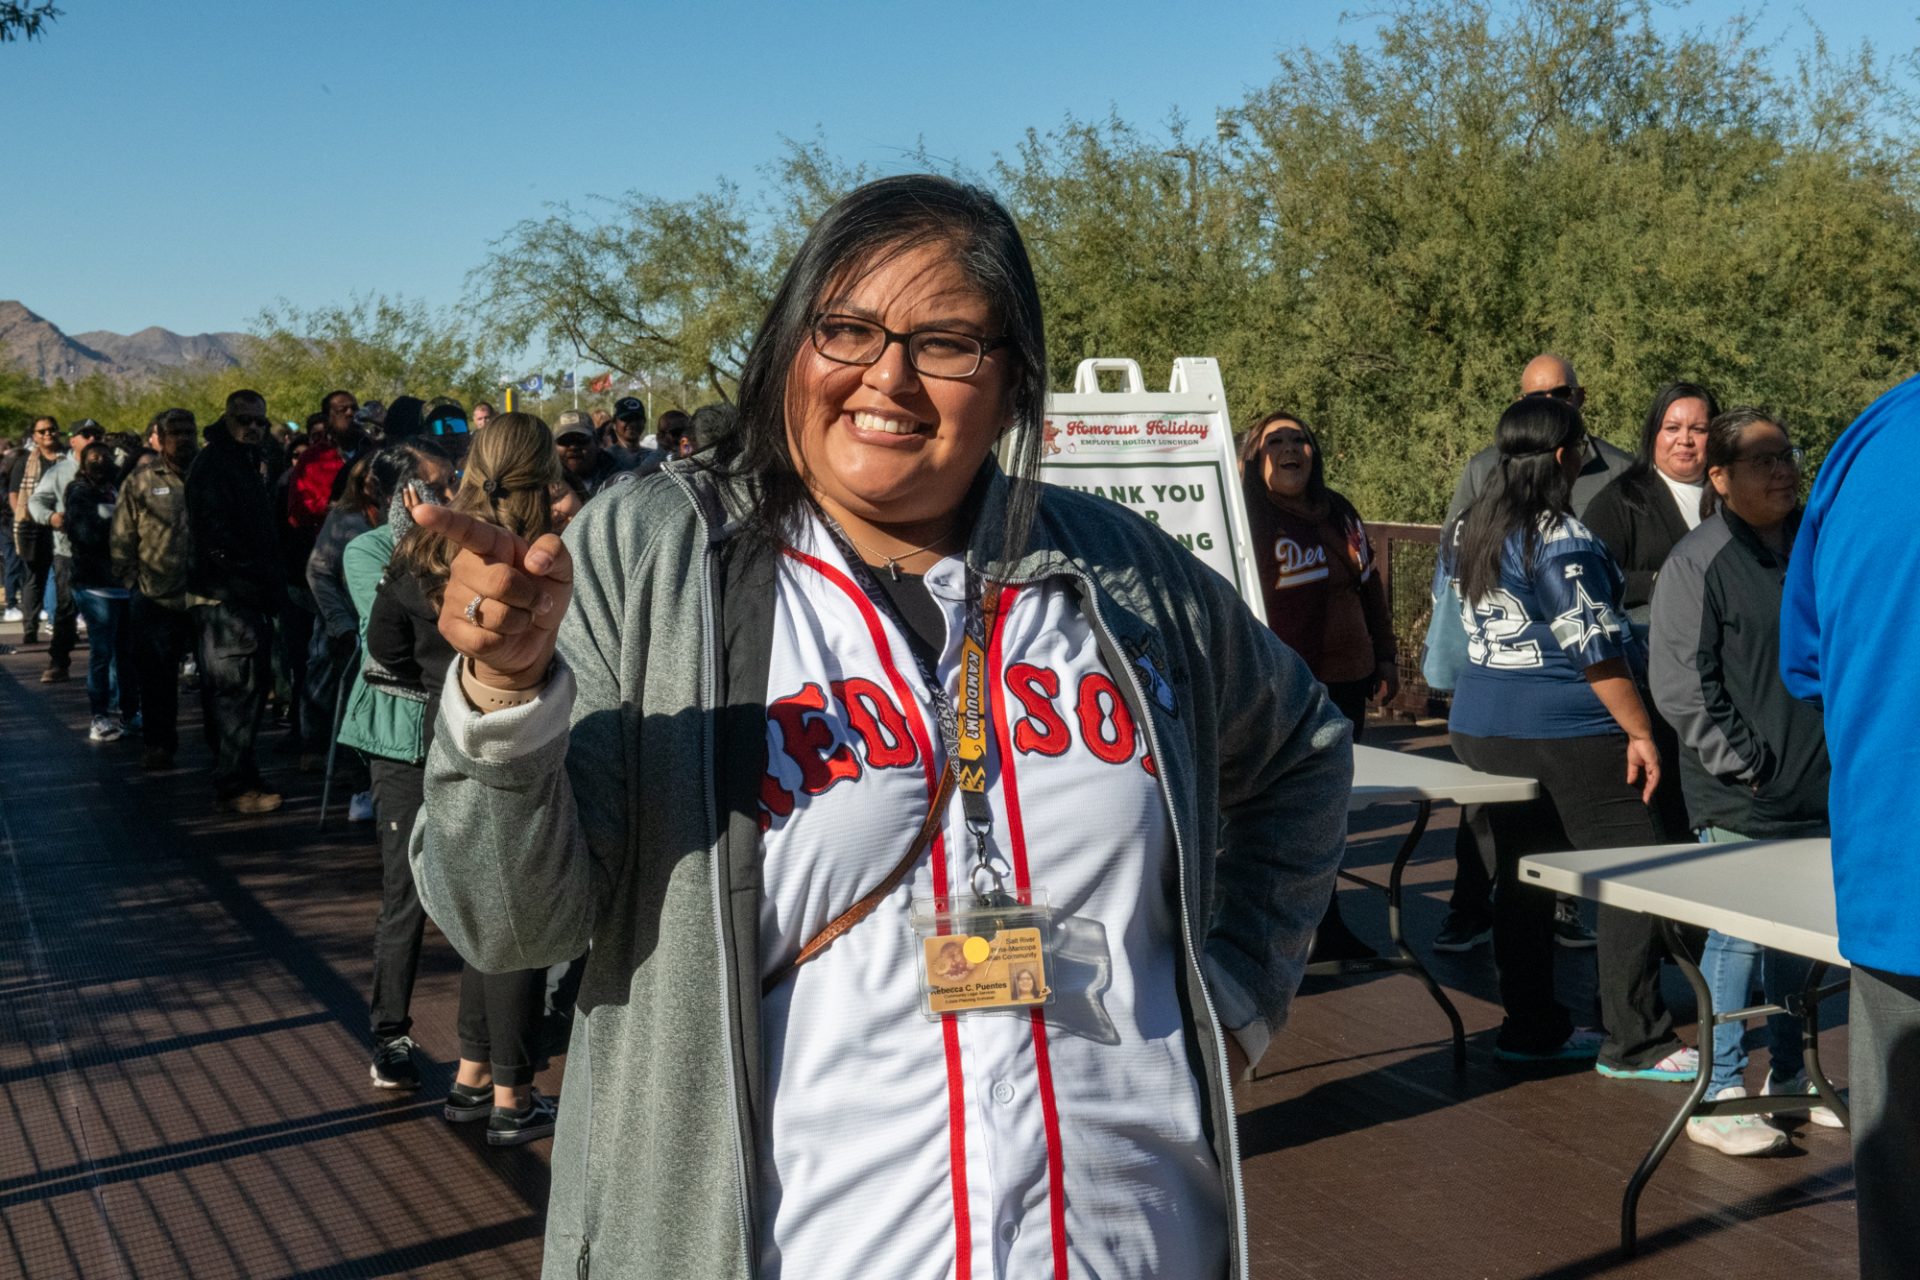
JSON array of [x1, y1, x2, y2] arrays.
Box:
[[1550, 581, 1621, 650]]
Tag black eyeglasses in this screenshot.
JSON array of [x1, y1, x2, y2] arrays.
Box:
[[32, 427, 60, 437], [1733, 446, 1805, 475], [809, 313, 1008, 379], [232, 414, 270, 427], [1522, 384, 1583, 402]]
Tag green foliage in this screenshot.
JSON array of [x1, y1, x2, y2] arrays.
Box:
[[0, 2, 60, 43], [14, 2, 1920, 523], [1005, 0, 1920, 520], [469, 136, 887, 403]]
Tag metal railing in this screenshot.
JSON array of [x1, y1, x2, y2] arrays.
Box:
[[1370, 522, 1448, 718]]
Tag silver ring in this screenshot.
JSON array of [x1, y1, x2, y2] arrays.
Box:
[[463, 593, 484, 623]]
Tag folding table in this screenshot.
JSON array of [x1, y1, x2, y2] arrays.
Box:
[[1519, 838, 1850, 1253]]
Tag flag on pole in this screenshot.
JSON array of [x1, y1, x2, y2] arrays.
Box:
[[518, 374, 545, 394], [588, 371, 613, 394], [561, 371, 576, 391]]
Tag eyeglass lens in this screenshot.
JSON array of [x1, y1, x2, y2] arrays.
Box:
[[812, 314, 987, 378]]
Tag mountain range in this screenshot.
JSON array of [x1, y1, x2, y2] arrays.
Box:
[[0, 300, 252, 384]]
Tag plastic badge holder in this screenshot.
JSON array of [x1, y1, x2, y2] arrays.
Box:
[[912, 890, 1055, 1020]]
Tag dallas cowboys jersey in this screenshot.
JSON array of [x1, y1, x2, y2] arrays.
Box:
[[1441, 516, 1640, 739]]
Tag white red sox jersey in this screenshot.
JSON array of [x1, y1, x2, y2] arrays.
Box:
[[756, 517, 1224, 1280]]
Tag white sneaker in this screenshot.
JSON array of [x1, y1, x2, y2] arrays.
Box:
[[1685, 1086, 1787, 1156], [88, 715, 124, 743], [2, 607, 21, 623], [348, 790, 375, 822], [1763, 1071, 1845, 1128]]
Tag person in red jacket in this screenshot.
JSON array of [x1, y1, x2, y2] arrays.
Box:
[[287, 390, 364, 532], [1240, 410, 1398, 960]]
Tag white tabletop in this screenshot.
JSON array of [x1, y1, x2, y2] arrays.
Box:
[[1518, 839, 1842, 967], [1349, 743, 1539, 811]]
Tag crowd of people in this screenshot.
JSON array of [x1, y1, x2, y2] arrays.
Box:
[[0, 385, 728, 1148], [2, 171, 1913, 1278]]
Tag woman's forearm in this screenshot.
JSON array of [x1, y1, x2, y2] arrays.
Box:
[[1585, 658, 1652, 739]]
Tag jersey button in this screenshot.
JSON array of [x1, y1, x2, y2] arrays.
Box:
[[999, 1221, 1019, 1244], [991, 1081, 1016, 1104]]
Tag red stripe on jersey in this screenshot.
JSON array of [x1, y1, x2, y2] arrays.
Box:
[[985, 588, 1070, 1280], [782, 547, 973, 1277]]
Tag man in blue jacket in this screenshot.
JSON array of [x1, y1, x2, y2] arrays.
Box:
[[1779, 373, 1920, 1280]]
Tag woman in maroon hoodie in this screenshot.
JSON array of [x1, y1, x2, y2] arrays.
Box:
[[1240, 411, 1398, 959]]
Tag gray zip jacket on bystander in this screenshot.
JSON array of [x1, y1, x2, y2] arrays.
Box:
[[412, 459, 1352, 1279]]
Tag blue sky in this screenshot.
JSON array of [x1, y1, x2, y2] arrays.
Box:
[[4, 1, 1912, 339]]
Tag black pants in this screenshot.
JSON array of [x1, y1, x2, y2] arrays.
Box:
[[368, 757, 428, 1042], [1449, 807, 1495, 923], [1852, 965, 1920, 1280], [1450, 731, 1687, 1066], [194, 600, 273, 799], [457, 964, 548, 1088], [131, 596, 194, 754], [21, 536, 77, 663], [279, 598, 328, 749]]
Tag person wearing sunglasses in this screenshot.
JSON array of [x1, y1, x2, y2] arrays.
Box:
[[1432, 354, 1635, 957], [184, 389, 287, 814]]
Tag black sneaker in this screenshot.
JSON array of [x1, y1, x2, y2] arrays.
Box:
[[370, 1035, 421, 1090], [444, 1080, 493, 1123], [487, 1089, 558, 1146], [1554, 898, 1598, 949], [1433, 913, 1493, 953]]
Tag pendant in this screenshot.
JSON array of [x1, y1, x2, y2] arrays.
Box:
[[885, 557, 901, 581]]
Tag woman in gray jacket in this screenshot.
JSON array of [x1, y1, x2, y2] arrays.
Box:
[[410, 176, 1351, 1280]]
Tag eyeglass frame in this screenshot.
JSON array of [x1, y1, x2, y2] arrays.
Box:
[[808, 312, 1010, 380], [1728, 445, 1806, 475]]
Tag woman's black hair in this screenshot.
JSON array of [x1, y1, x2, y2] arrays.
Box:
[[1623, 381, 1720, 490], [1699, 406, 1782, 520], [1453, 396, 1587, 605], [366, 438, 450, 522], [713, 174, 1047, 575]]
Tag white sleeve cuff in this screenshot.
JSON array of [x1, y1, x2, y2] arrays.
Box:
[[438, 658, 577, 765]]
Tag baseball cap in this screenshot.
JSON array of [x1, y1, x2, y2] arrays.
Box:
[[613, 396, 645, 420], [554, 409, 595, 441], [72, 419, 105, 439]]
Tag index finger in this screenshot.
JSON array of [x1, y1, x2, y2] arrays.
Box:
[[412, 502, 527, 566]]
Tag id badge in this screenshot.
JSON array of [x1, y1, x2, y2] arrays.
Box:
[[912, 890, 1055, 1018]]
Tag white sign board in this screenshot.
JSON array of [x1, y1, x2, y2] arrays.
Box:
[[1039, 357, 1266, 625]]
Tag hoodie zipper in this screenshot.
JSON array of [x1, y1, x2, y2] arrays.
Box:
[[668, 468, 757, 1276], [1074, 571, 1252, 1279]]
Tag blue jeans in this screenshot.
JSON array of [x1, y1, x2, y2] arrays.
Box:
[[75, 588, 132, 717], [1698, 826, 1814, 1094]]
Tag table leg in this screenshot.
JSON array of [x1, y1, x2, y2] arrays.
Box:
[[1387, 802, 1467, 1072], [1622, 916, 1714, 1256], [1308, 801, 1467, 1071], [1796, 963, 1851, 1131]]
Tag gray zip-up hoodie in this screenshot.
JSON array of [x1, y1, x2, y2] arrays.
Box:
[[413, 460, 1352, 1280]]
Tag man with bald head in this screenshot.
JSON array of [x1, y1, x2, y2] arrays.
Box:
[[1433, 353, 1636, 957], [1443, 353, 1635, 525]]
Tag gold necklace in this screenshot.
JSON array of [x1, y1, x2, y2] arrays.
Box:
[[843, 527, 957, 581]]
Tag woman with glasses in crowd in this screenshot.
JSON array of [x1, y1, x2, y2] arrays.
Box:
[[1649, 409, 1838, 1156], [406, 174, 1350, 1280], [1442, 395, 1695, 1078], [1238, 411, 1397, 962]]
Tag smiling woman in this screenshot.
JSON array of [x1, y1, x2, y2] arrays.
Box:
[[406, 174, 1352, 1280], [1582, 380, 1722, 622]]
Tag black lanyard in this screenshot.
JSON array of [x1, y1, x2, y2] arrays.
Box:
[[817, 516, 1008, 904]]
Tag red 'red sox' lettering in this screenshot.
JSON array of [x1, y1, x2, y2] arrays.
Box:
[[767, 683, 861, 796], [1076, 672, 1136, 765], [833, 677, 918, 769], [1005, 663, 1071, 757]]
